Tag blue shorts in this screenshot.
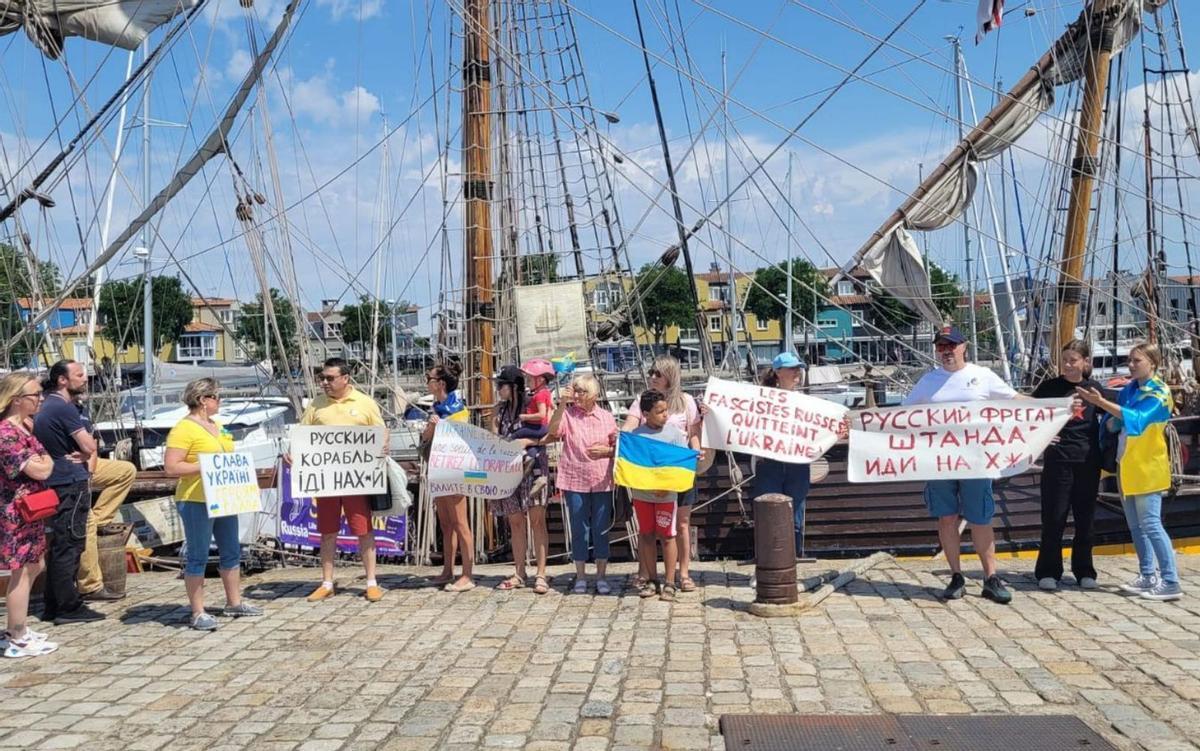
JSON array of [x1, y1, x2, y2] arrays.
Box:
[[923, 479, 994, 525]]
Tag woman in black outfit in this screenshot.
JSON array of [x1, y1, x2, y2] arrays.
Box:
[[1032, 340, 1102, 591]]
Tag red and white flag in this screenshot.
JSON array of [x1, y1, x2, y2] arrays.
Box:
[[976, 0, 1004, 44]]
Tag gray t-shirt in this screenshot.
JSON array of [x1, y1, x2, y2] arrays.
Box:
[[628, 422, 688, 503]]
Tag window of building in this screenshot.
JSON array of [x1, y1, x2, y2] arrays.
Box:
[[709, 285, 729, 303], [836, 280, 854, 297], [755, 317, 769, 331], [594, 289, 609, 310], [219, 309, 237, 325], [679, 327, 697, 340], [326, 322, 342, 339], [1097, 301, 1107, 317], [709, 315, 723, 333], [817, 317, 838, 328], [177, 334, 216, 361]]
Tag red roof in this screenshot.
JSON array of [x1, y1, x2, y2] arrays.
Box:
[[831, 295, 870, 306], [184, 322, 223, 333], [17, 297, 91, 310]]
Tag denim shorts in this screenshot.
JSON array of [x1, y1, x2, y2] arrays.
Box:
[[176, 502, 242, 576], [923, 479, 994, 525], [677, 488, 698, 508]]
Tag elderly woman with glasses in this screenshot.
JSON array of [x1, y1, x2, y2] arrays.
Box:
[[164, 378, 263, 631]]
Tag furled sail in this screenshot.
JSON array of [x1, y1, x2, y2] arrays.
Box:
[[0, 0, 199, 58], [847, 0, 1165, 323]]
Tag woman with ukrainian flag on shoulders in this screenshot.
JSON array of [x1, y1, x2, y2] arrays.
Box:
[[1077, 342, 1184, 602], [422, 361, 475, 592]]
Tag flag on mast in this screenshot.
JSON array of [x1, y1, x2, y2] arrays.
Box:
[[976, 0, 1004, 44]]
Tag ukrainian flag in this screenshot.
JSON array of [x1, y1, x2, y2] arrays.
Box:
[[614, 431, 700, 492]]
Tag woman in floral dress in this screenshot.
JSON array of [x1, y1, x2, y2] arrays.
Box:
[[491, 365, 551, 593], [0, 372, 58, 658]]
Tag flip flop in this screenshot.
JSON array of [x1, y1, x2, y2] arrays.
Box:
[[443, 580, 475, 593], [496, 576, 525, 591], [533, 576, 550, 594], [679, 576, 697, 592]]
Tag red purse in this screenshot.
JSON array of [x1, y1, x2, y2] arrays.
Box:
[[16, 488, 59, 523]]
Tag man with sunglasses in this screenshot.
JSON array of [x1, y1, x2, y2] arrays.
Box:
[[903, 327, 1018, 605], [296, 358, 387, 603]]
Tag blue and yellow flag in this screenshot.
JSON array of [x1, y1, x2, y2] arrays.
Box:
[[614, 431, 700, 493]]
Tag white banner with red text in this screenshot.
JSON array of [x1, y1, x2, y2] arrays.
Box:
[[848, 397, 1073, 482], [700, 377, 848, 464]]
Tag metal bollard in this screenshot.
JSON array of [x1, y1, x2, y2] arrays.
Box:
[[753, 493, 798, 605]]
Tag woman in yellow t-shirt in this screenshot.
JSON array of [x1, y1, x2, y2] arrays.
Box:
[[163, 378, 263, 631]]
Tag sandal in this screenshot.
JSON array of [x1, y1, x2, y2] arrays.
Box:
[[638, 580, 658, 598], [533, 576, 550, 594], [660, 584, 677, 603], [443, 579, 475, 593], [496, 576, 525, 591], [679, 576, 697, 593]]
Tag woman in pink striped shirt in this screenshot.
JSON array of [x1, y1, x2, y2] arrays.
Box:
[[544, 375, 617, 594]]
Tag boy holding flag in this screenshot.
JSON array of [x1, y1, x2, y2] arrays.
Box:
[[616, 389, 701, 602]]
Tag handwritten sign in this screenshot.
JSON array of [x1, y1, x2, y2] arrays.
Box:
[[289, 425, 386, 499], [427, 420, 525, 500], [848, 397, 1073, 482], [701, 377, 847, 463], [278, 465, 405, 553], [199, 451, 261, 517]]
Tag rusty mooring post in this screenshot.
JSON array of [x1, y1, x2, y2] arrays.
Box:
[[753, 493, 798, 606]]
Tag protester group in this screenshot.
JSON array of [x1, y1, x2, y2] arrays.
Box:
[[0, 326, 1186, 658]]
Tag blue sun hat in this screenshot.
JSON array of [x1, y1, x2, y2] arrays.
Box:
[[772, 351, 805, 370]]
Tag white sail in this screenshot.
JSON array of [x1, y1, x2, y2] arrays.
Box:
[[0, 0, 198, 58]]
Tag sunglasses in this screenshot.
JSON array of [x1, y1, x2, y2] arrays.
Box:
[[318, 374, 344, 383], [648, 369, 662, 378], [202, 393, 221, 401]]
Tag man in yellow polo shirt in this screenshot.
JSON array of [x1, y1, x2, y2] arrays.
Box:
[[299, 357, 387, 603]]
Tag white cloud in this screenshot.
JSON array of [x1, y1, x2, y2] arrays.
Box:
[[285, 68, 381, 127], [316, 0, 383, 21]]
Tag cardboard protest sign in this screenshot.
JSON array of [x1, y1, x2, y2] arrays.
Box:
[[427, 419, 525, 500], [278, 464, 405, 553], [848, 397, 1073, 482], [199, 451, 261, 517], [289, 425, 386, 498], [701, 377, 847, 463]]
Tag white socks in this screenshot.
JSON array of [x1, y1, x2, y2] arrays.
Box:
[[320, 581, 333, 591], [366, 579, 378, 588]]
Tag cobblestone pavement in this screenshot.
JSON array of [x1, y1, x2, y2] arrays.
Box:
[[1, 554, 1198, 751]]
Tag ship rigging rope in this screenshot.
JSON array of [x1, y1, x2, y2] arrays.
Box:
[[445, 0, 1200, 367]]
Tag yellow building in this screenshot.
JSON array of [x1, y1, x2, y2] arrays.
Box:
[[27, 297, 245, 370], [583, 270, 784, 370]]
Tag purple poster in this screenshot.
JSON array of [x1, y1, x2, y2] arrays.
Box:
[[279, 464, 406, 553]]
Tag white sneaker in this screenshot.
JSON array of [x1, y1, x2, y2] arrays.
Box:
[[1038, 578, 1058, 591], [2, 632, 58, 658], [572, 579, 588, 594], [1078, 577, 1098, 590]]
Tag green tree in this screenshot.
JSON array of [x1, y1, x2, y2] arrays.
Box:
[[633, 263, 694, 344], [929, 263, 963, 322], [96, 275, 193, 354], [0, 243, 62, 366], [520, 252, 560, 285], [743, 258, 828, 328], [339, 296, 398, 353], [237, 288, 298, 370]]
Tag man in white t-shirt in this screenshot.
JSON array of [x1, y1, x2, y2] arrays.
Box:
[[903, 326, 1017, 604]]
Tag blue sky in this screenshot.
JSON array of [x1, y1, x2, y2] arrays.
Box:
[[2, 0, 1198, 337]]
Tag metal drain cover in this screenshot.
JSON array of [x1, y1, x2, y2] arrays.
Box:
[[718, 714, 1117, 751]]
